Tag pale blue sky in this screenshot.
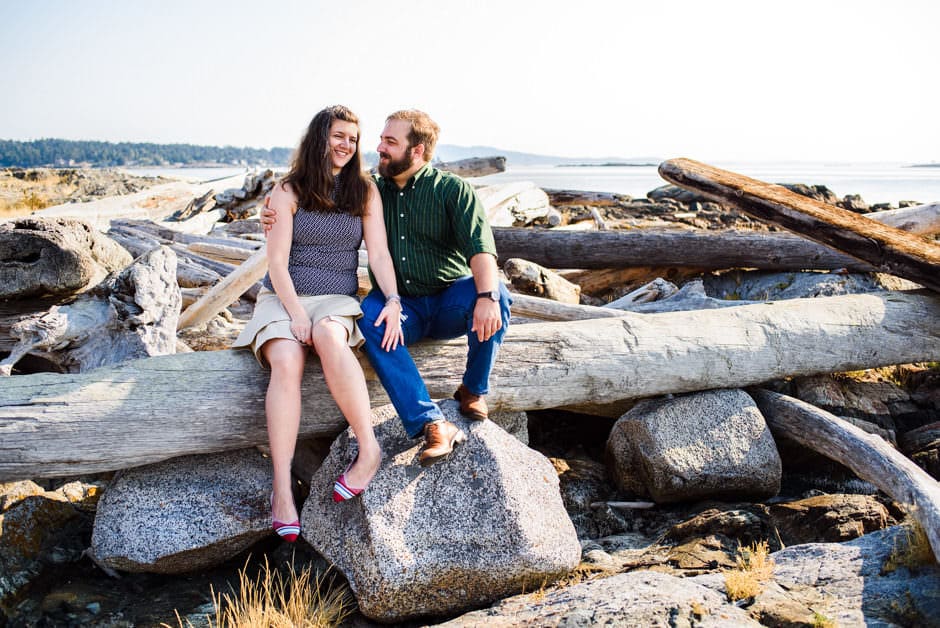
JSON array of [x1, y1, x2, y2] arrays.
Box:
[[2, 0, 938, 162]]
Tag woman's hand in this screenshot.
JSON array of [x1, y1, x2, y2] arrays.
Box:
[[375, 301, 404, 351], [290, 316, 312, 345]]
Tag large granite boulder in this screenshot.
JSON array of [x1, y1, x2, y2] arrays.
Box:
[[301, 401, 580, 622], [0, 217, 132, 299], [91, 448, 271, 574], [606, 389, 781, 503], [435, 570, 762, 627]]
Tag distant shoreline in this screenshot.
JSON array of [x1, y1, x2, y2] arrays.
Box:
[[556, 162, 659, 168], [907, 163, 940, 168]]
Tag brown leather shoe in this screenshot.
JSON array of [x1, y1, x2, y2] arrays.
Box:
[[454, 384, 488, 421], [419, 420, 466, 467]]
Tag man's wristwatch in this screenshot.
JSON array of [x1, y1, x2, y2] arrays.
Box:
[[476, 291, 500, 302]]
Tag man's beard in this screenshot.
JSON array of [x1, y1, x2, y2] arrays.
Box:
[[378, 149, 414, 178]]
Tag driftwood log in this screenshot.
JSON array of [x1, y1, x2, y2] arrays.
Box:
[[476, 182, 552, 227], [436, 156, 506, 178], [751, 389, 940, 564], [658, 158, 940, 292], [868, 202, 940, 237], [108, 228, 223, 289], [503, 258, 581, 304], [2, 290, 939, 480], [509, 293, 624, 321], [560, 267, 707, 297], [177, 246, 268, 330], [0, 247, 180, 376], [492, 227, 874, 272], [544, 189, 633, 206]]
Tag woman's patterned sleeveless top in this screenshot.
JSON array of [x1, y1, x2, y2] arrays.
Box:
[[262, 179, 363, 297]]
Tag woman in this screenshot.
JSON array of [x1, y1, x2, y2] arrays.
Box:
[[233, 105, 403, 542]]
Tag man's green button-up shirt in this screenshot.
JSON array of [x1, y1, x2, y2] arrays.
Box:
[[374, 163, 497, 297]]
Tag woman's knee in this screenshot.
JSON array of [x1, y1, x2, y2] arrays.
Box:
[[312, 318, 349, 353], [264, 340, 306, 376]]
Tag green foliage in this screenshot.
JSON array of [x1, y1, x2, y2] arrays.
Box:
[[0, 138, 292, 168]]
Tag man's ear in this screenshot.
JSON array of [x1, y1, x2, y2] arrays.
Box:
[[411, 142, 426, 161]]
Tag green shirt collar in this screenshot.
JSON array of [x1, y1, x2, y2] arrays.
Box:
[[378, 162, 434, 190]]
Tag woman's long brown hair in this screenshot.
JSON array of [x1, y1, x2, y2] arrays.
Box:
[[282, 105, 369, 216]]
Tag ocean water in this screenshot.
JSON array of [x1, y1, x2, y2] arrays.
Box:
[[470, 162, 940, 206], [125, 162, 940, 206]]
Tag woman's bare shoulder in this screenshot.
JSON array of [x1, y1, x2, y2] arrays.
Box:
[[270, 180, 298, 213]]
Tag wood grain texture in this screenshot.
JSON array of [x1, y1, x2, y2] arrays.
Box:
[[492, 227, 873, 272], [659, 158, 940, 291], [752, 388, 940, 564], [3, 290, 940, 480]]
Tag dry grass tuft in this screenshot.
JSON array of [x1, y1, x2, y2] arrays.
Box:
[[883, 514, 935, 573], [723, 540, 774, 601], [811, 610, 836, 628], [167, 557, 353, 628]]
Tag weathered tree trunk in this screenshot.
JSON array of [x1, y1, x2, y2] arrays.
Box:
[[751, 388, 940, 564], [658, 158, 940, 292], [868, 202, 940, 237], [2, 290, 939, 480], [560, 267, 707, 296], [492, 227, 873, 271], [509, 293, 624, 321], [476, 182, 552, 227], [436, 156, 506, 178], [112, 219, 261, 252], [177, 246, 268, 330], [504, 259, 581, 304], [0, 247, 180, 376], [544, 189, 633, 206]]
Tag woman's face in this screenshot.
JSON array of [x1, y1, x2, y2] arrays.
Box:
[[328, 119, 359, 174]]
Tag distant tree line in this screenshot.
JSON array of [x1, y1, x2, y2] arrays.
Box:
[[0, 138, 293, 168]]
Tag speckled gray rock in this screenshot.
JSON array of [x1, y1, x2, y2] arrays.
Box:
[[692, 525, 940, 626], [606, 389, 781, 503], [91, 448, 271, 574], [301, 402, 579, 622], [488, 408, 529, 445], [435, 570, 762, 627]]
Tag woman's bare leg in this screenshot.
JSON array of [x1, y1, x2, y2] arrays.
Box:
[[313, 319, 382, 488], [261, 338, 306, 523]]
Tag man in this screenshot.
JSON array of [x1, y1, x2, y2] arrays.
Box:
[[262, 109, 511, 466]]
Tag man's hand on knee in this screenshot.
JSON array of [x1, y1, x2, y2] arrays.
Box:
[[471, 299, 502, 342]]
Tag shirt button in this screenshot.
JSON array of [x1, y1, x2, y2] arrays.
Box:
[[405, 280, 411, 284], [401, 257, 406, 261], [399, 192, 404, 196], [400, 213, 404, 217], [401, 236, 405, 239]]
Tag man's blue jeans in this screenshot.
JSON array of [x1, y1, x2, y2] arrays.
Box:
[[359, 276, 512, 438]]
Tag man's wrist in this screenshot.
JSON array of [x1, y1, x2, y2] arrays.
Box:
[[385, 294, 401, 306]]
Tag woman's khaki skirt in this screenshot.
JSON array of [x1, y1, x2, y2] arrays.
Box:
[[232, 288, 364, 367]]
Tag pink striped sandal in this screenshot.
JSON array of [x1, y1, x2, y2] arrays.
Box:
[[333, 457, 368, 503], [270, 493, 300, 542]]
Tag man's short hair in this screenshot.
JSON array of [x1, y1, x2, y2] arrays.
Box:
[[387, 110, 440, 161]]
